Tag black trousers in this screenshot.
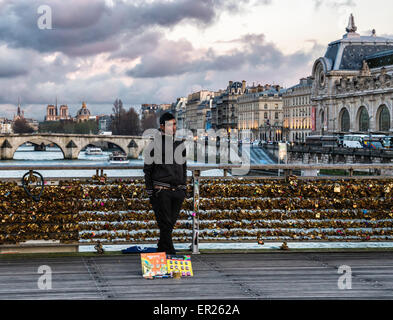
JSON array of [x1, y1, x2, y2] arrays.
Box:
[[150, 188, 186, 254]]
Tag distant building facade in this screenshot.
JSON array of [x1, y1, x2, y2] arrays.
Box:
[[0, 118, 12, 134], [211, 81, 247, 133], [45, 102, 71, 121], [97, 115, 113, 133], [45, 101, 91, 123], [237, 84, 285, 141], [186, 90, 216, 133], [283, 77, 313, 142], [172, 97, 187, 130], [141, 104, 159, 122]]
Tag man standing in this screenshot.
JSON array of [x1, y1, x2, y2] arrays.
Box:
[[143, 112, 187, 254]]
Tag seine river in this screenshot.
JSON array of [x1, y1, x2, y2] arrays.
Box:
[[0, 145, 225, 179]]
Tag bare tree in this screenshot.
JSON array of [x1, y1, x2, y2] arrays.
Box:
[[13, 118, 34, 134], [111, 100, 141, 135], [111, 99, 125, 134], [142, 113, 158, 131], [118, 107, 141, 135]]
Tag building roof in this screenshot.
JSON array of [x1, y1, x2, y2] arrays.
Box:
[[228, 81, 243, 90], [241, 87, 286, 99], [287, 78, 313, 91], [197, 100, 210, 110], [76, 102, 91, 117], [257, 88, 287, 97], [321, 15, 393, 71]]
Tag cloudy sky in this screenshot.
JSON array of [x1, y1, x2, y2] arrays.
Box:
[[0, 0, 392, 120]]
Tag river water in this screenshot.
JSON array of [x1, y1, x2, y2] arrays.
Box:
[[0, 146, 228, 179]]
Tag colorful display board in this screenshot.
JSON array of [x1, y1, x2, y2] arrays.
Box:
[[140, 252, 168, 278], [167, 255, 193, 277], [140, 253, 193, 278]]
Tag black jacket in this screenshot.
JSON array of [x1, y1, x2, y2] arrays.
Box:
[[143, 131, 187, 196]]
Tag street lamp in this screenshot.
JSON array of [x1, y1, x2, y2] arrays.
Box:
[[368, 115, 374, 164], [329, 117, 337, 164]]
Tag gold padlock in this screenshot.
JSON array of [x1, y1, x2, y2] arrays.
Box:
[[173, 269, 181, 279]]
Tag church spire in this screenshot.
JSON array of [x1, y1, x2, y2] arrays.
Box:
[[17, 97, 21, 117], [55, 96, 58, 116]]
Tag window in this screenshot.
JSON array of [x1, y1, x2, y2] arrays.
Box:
[[264, 112, 268, 119], [359, 107, 369, 132], [378, 105, 390, 131], [340, 108, 350, 132]]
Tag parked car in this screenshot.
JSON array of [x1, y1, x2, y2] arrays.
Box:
[[362, 138, 384, 150]]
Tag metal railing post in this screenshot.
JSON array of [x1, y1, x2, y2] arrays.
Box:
[[192, 169, 201, 254]]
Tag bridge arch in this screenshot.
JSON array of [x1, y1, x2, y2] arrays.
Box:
[[79, 140, 126, 154], [8, 137, 67, 160], [0, 134, 149, 160]]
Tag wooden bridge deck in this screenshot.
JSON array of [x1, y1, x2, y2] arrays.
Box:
[[0, 251, 392, 300]]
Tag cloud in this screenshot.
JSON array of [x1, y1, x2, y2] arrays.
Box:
[[0, 29, 325, 121], [0, 0, 325, 121], [0, 63, 28, 78], [126, 33, 324, 80], [313, 0, 355, 10], [0, 44, 37, 78], [0, 0, 256, 57]]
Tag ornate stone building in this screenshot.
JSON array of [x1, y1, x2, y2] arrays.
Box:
[[76, 102, 91, 122], [45, 102, 70, 121], [211, 81, 246, 133], [312, 14, 393, 135], [185, 90, 216, 133], [237, 84, 285, 141], [0, 118, 12, 133], [283, 77, 313, 142]]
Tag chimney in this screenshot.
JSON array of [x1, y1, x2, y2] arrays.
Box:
[[242, 80, 246, 92]]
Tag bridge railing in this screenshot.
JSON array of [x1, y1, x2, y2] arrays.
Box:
[[0, 164, 393, 254]]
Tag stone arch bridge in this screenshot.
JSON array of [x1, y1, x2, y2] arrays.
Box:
[[0, 133, 150, 160]]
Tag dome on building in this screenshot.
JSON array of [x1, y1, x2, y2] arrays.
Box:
[[314, 14, 393, 74], [77, 102, 91, 117], [76, 102, 91, 122]]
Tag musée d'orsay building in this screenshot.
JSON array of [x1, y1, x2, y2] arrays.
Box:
[[311, 14, 393, 136]]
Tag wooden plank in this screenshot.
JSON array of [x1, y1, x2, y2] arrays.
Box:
[[0, 252, 392, 299]]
